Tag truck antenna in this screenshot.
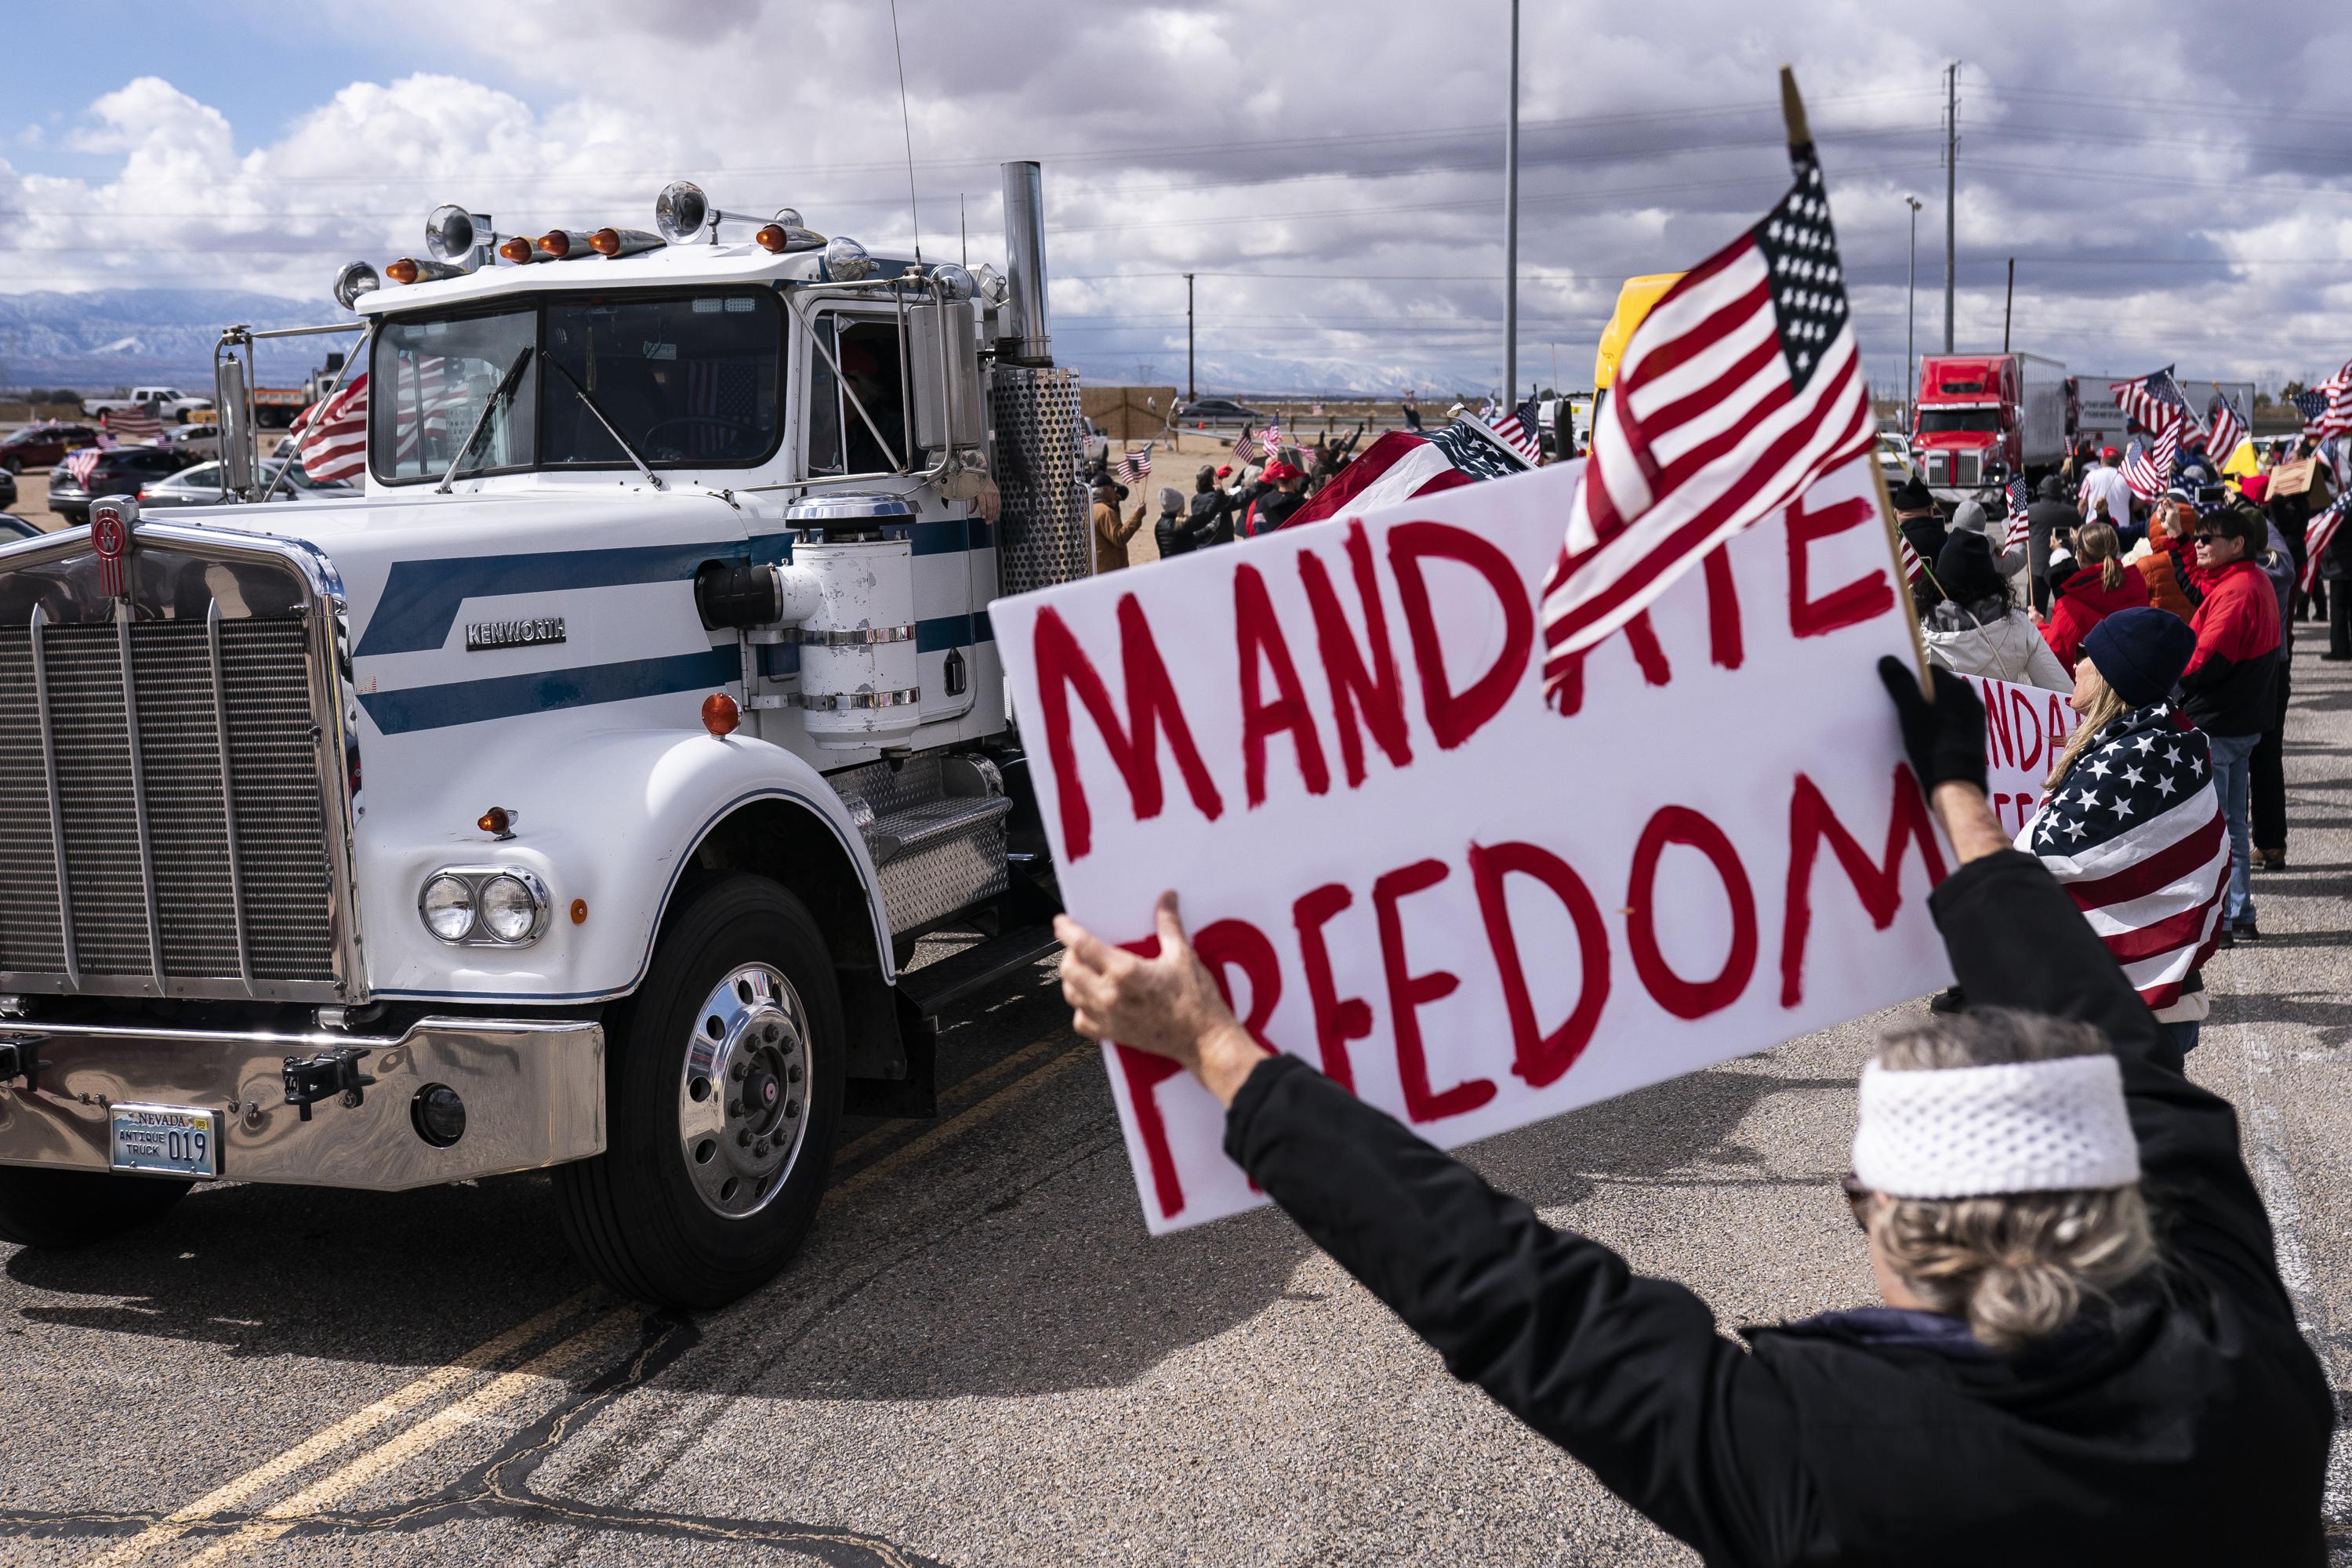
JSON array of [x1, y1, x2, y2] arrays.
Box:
[[888, 0, 922, 264]]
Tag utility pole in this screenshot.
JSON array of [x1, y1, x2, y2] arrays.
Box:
[[1943, 60, 1958, 354], [2002, 256, 2014, 352], [1904, 194, 1922, 423], [1183, 272, 1196, 401], [1503, 0, 1520, 408]]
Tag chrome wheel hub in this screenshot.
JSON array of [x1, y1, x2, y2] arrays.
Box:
[[677, 963, 811, 1218]]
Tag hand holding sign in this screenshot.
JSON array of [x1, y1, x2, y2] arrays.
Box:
[[1056, 892, 1269, 1108]]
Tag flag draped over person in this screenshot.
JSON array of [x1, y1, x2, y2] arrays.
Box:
[[1537, 70, 1875, 698], [2027, 702, 2226, 1007], [292, 372, 368, 484]]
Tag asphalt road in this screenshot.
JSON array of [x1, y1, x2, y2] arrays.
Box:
[[0, 630, 2347, 1566]]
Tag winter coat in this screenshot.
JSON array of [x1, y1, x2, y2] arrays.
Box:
[[2258, 527, 2296, 666], [1948, 499, 2027, 577], [2024, 498, 2079, 584], [2135, 532, 2198, 619], [1091, 500, 1142, 573], [1241, 487, 1308, 537], [1221, 849, 2331, 1566], [2042, 564, 2150, 670], [2180, 557, 2281, 736], [1153, 505, 1200, 561], [1186, 488, 1235, 550], [1923, 602, 2071, 689]]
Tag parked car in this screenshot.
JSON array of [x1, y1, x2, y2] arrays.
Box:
[[0, 466, 16, 512], [0, 516, 39, 541], [1177, 397, 1266, 424], [45, 447, 193, 525], [1875, 430, 1916, 484], [134, 458, 355, 510], [84, 386, 212, 422], [0, 423, 102, 472]]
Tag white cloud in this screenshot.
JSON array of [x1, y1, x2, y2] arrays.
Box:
[[9, 0, 2352, 391]]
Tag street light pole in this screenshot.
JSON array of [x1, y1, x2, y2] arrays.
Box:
[[1904, 194, 1922, 422], [1183, 272, 1196, 402], [1503, 0, 1519, 410]]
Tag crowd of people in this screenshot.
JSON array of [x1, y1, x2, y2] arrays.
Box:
[[1087, 426, 1375, 571], [1893, 435, 2344, 959]]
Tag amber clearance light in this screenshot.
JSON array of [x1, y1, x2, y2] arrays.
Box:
[[386, 257, 421, 285], [701, 692, 740, 737], [538, 230, 576, 259], [497, 236, 535, 264], [753, 223, 788, 254]]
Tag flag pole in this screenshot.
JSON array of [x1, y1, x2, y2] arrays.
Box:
[[1780, 65, 1936, 702]]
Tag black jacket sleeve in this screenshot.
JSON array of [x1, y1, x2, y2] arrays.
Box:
[[1927, 850, 2288, 1314], [1225, 1054, 1820, 1564]]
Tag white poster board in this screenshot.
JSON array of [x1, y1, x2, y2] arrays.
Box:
[[995, 456, 2038, 1233]]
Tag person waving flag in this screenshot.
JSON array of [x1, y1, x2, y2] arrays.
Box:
[[1538, 69, 1875, 699]]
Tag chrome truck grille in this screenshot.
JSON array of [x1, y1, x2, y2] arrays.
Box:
[[0, 524, 359, 1002]]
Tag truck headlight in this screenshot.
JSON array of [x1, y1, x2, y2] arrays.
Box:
[[419, 868, 551, 946], [421, 874, 476, 941], [478, 873, 546, 943]]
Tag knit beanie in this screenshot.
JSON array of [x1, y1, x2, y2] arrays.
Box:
[[1934, 531, 2003, 606], [1949, 498, 1990, 536], [2081, 606, 2198, 705]]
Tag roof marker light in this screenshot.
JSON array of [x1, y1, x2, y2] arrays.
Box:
[[591, 227, 663, 259]]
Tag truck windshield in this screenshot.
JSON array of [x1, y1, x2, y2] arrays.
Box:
[[372, 308, 539, 482], [369, 289, 785, 482], [1917, 408, 2000, 434]]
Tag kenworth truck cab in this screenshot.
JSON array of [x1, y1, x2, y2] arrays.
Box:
[[0, 164, 1091, 1308]]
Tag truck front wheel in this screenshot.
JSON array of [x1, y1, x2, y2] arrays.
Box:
[[0, 1168, 190, 1249], [554, 874, 844, 1309]]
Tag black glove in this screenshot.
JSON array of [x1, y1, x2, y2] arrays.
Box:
[[1877, 655, 1988, 794]]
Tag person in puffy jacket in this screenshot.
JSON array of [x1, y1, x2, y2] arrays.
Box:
[[1149, 485, 1201, 561], [2133, 498, 2200, 620], [2042, 520, 2149, 670], [1923, 532, 2071, 689], [2180, 502, 2281, 942], [1052, 668, 2331, 1566]]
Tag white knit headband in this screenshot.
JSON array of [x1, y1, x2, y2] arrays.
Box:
[[1853, 1056, 2140, 1200]]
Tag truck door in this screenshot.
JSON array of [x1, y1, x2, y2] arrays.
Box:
[[800, 307, 979, 726]]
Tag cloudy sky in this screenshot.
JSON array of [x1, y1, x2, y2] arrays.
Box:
[[8, 0, 2352, 395]]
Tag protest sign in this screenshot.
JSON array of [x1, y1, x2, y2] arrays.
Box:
[[996, 456, 2025, 1233], [1974, 673, 2082, 840]]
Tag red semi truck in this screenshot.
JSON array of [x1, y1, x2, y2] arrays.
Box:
[[1911, 351, 2068, 510]]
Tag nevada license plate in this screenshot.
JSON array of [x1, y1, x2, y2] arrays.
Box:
[[109, 1104, 222, 1178]]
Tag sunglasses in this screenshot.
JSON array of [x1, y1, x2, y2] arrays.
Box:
[[2193, 532, 2230, 544], [1840, 1172, 1874, 1232]]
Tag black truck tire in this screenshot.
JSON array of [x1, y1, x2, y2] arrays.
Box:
[[554, 874, 844, 1309], [0, 1167, 191, 1249]]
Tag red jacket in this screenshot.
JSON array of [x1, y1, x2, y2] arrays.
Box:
[[2180, 557, 2281, 737], [2042, 564, 2151, 670]]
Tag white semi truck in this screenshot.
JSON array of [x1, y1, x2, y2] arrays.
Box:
[[0, 164, 1092, 1308]]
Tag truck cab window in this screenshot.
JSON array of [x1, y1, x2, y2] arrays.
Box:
[[808, 315, 909, 475], [806, 316, 843, 475], [372, 308, 539, 482], [541, 291, 782, 468], [1918, 408, 2001, 434]]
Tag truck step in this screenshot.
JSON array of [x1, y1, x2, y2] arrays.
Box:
[[896, 924, 1062, 1021], [865, 793, 1013, 866]]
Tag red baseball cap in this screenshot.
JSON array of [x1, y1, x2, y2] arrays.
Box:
[[1215, 463, 1232, 477], [2238, 473, 2270, 503], [1261, 459, 1303, 482], [2100, 445, 2120, 461]]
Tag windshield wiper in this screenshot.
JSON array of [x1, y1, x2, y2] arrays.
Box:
[[436, 343, 535, 494], [543, 356, 666, 492]]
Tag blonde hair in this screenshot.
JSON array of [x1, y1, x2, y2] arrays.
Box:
[[2076, 521, 2126, 592], [1871, 1011, 2157, 1354], [2046, 666, 2132, 790]]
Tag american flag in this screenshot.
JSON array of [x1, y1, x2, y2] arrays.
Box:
[[1115, 444, 1153, 485], [1281, 421, 1523, 528], [1231, 426, 1269, 463], [1897, 530, 1925, 586], [293, 372, 368, 483], [2024, 700, 2226, 1008], [1489, 395, 1543, 462], [2303, 495, 2344, 597], [1538, 125, 1875, 683], [60, 445, 109, 487], [2303, 358, 2352, 444], [104, 405, 163, 444], [2003, 473, 2032, 550], [2205, 387, 2248, 464], [2108, 367, 2200, 444], [2120, 416, 2181, 501]]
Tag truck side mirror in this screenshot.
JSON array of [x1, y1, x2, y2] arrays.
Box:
[[906, 298, 982, 463]]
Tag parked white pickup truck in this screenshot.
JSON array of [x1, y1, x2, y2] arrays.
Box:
[[84, 386, 213, 421]]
